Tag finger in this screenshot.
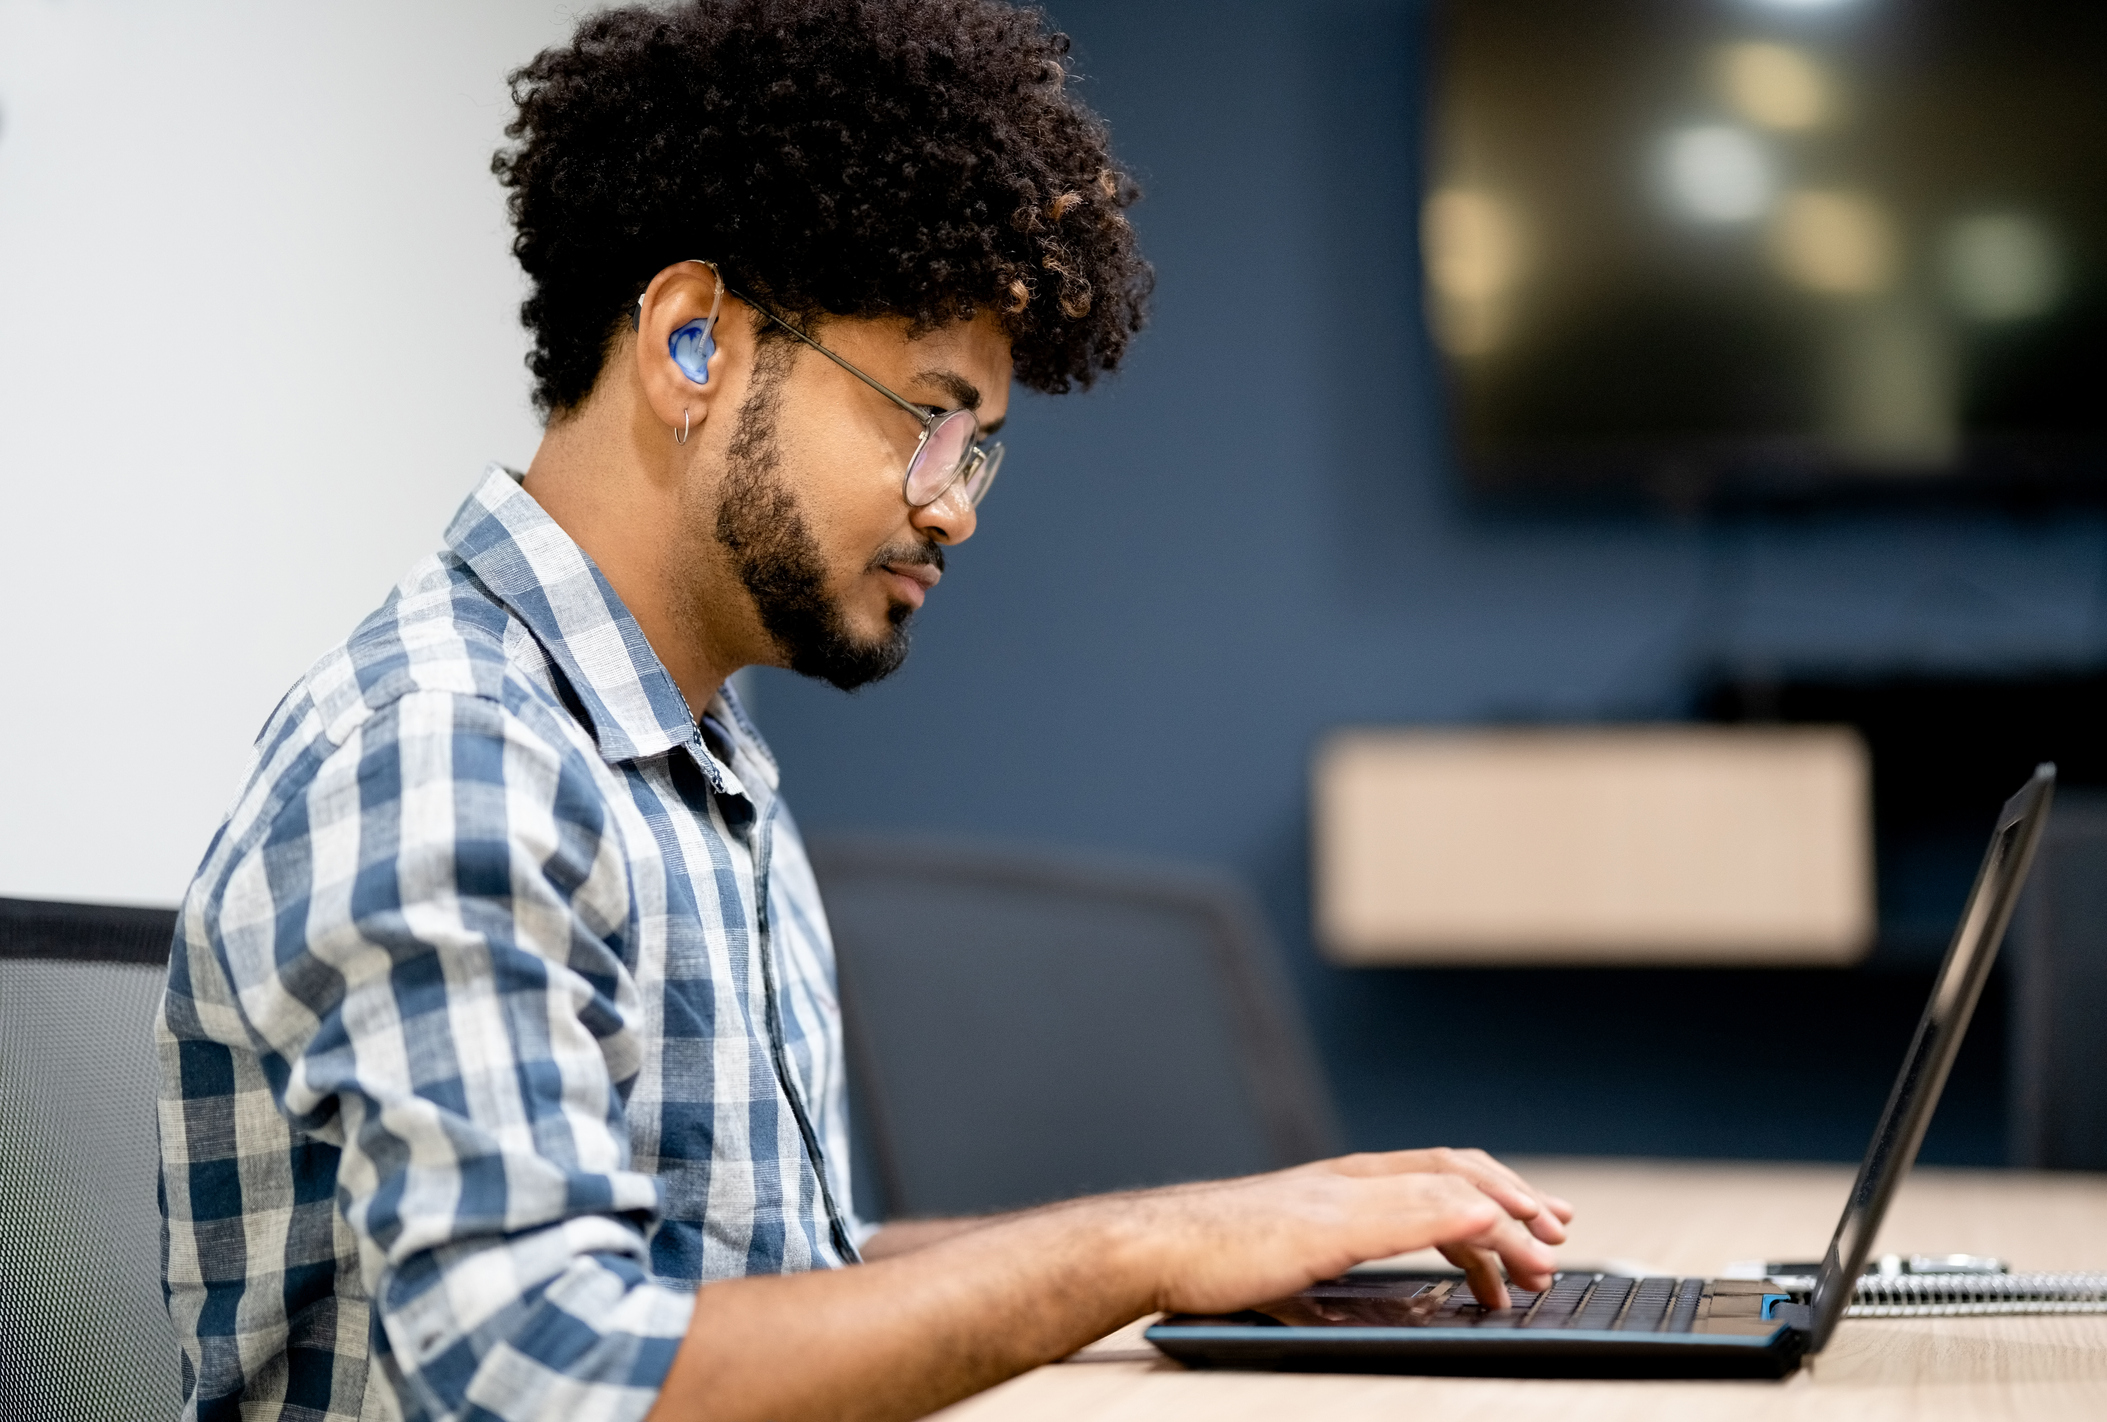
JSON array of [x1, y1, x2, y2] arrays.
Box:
[[1457, 1158, 1571, 1241], [1404, 1150, 1570, 1245], [1444, 1151, 1576, 1238], [1441, 1244, 1510, 1310], [1345, 1166, 1561, 1280], [1522, 1207, 1567, 1245], [1361, 1177, 1556, 1302], [1466, 1209, 1559, 1293], [1418, 1181, 1557, 1286], [1502, 1255, 1556, 1293]]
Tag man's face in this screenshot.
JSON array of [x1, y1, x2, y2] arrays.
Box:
[[698, 310, 1011, 690]]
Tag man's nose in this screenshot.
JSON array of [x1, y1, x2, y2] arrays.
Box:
[[909, 479, 978, 545]]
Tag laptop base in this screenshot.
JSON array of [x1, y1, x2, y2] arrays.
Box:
[[1146, 1274, 1812, 1379], [1150, 1327, 1807, 1379]]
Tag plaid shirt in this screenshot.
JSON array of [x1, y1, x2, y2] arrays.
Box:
[[159, 466, 864, 1422]]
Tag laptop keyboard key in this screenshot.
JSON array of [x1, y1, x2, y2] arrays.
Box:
[[1522, 1274, 1593, 1328], [1572, 1275, 1634, 1329], [1667, 1278, 1705, 1333], [1618, 1278, 1678, 1332]]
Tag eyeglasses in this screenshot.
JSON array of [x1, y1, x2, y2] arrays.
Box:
[[671, 260, 1005, 511]]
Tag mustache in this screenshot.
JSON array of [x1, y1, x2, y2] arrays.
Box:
[[866, 540, 945, 575]]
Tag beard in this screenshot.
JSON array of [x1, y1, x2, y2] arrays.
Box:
[[701, 350, 938, 692]]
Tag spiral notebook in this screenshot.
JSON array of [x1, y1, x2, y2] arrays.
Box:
[[1736, 1258, 2107, 1318]]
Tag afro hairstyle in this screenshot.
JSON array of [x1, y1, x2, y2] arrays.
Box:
[[493, 0, 1154, 417]]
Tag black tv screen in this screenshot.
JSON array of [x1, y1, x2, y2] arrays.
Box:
[[1426, 0, 2107, 504]]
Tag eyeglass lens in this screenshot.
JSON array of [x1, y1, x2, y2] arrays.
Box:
[[904, 409, 980, 506], [961, 442, 1004, 507]]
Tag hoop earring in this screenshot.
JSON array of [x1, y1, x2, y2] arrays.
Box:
[[676, 407, 690, 445]]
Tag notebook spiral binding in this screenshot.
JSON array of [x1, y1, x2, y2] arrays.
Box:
[[1847, 1273, 2107, 1318]]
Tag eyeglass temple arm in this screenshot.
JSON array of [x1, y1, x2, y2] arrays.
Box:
[[709, 272, 936, 425]]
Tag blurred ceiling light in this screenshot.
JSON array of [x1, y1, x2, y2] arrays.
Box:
[[1718, 42, 1831, 130], [1742, 0, 1858, 10], [1940, 213, 2064, 322], [1769, 189, 1895, 295], [1423, 188, 1524, 358], [1662, 125, 1774, 223], [1423, 189, 1522, 301]]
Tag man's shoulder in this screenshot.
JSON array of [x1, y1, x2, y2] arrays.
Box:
[[294, 550, 557, 732], [208, 552, 596, 865]]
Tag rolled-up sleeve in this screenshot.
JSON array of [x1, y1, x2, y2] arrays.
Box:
[[209, 688, 692, 1422]]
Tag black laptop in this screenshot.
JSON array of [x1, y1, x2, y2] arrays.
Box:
[[1147, 765, 2057, 1380]]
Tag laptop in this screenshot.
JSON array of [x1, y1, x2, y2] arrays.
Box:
[[1147, 764, 2057, 1379]]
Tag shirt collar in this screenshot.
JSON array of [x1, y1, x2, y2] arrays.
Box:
[[443, 465, 778, 795], [704, 679, 781, 795]]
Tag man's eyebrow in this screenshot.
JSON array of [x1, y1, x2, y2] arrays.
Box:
[[914, 367, 1002, 434], [916, 369, 981, 411]]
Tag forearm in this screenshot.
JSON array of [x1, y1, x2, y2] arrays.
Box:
[[648, 1197, 1156, 1422], [646, 1150, 1574, 1422]]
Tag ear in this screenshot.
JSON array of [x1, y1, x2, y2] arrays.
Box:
[[633, 260, 737, 441]]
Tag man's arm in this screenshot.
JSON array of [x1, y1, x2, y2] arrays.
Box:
[[200, 690, 697, 1422], [651, 1148, 1571, 1422]]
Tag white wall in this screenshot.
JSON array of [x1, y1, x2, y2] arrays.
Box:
[[0, 1, 579, 904]]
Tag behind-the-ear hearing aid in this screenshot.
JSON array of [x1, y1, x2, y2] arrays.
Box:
[[635, 262, 726, 385]]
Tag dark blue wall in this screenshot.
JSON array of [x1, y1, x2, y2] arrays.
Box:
[[753, 0, 2107, 1166]]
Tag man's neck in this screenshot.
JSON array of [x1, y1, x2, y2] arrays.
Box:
[[521, 384, 757, 721]]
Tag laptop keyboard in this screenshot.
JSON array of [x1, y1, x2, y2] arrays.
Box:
[[1441, 1274, 1705, 1331], [1298, 1273, 1709, 1331]]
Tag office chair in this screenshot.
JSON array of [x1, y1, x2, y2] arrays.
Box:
[[0, 897, 183, 1422], [805, 836, 1344, 1221], [2009, 792, 2107, 1170]]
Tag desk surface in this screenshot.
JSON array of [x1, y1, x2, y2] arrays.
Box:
[[938, 1159, 2107, 1421]]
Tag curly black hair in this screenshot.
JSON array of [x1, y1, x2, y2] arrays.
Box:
[[493, 0, 1153, 416]]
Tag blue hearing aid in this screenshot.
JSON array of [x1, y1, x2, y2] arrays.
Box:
[[669, 319, 716, 383], [636, 261, 726, 385]]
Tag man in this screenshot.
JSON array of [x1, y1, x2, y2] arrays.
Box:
[[159, 3, 1572, 1420]]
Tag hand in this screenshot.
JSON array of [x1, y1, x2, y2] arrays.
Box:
[[1127, 1147, 1572, 1316], [1360, 1147, 1573, 1308]]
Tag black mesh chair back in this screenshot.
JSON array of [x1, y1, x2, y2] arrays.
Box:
[[0, 898, 183, 1422], [807, 837, 1343, 1220]]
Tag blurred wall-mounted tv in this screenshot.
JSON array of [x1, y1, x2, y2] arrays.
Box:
[[1426, 0, 2106, 506]]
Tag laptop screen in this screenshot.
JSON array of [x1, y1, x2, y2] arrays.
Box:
[[1807, 765, 2057, 1350]]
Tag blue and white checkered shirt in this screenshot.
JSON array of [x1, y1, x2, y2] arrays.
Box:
[[158, 465, 865, 1422]]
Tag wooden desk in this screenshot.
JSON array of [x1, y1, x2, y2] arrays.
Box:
[[938, 1159, 2107, 1421]]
